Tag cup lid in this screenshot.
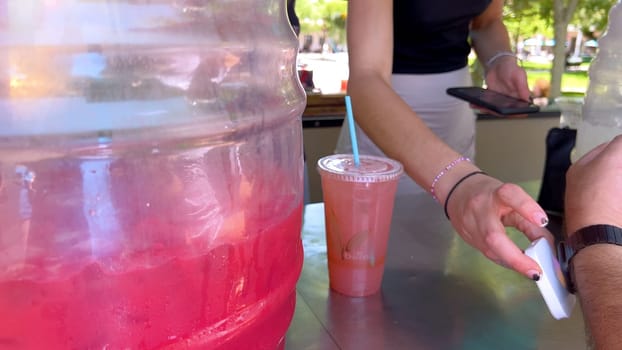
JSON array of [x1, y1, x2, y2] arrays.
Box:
[[317, 154, 404, 183]]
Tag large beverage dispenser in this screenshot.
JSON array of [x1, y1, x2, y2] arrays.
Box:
[[575, 0, 622, 158], [0, 1, 306, 349]]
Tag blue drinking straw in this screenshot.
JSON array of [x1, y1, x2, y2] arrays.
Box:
[[344, 95, 360, 167]]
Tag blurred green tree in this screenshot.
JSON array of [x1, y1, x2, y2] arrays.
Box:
[[504, 0, 553, 47], [296, 0, 347, 48], [537, 0, 616, 98]]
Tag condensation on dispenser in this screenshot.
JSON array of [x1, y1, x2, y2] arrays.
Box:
[[575, 0, 622, 158]]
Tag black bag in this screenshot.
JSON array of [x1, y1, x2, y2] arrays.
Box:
[[537, 127, 577, 216]]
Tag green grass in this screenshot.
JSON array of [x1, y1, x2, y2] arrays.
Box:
[[522, 61, 589, 94], [559, 70, 589, 93], [521, 61, 553, 71]]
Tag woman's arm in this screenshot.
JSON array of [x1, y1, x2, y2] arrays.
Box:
[[347, 0, 465, 193], [347, 0, 551, 279], [470, 0, 531, 101]]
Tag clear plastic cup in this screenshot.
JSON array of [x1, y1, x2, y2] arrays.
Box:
[[317, 154, 403, 297]]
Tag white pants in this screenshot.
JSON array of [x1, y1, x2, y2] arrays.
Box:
[[336, 67, 477, 196]]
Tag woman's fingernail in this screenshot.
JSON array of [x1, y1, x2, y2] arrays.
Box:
[[528, 270, 541, 281], [534, 213, 549, 227]]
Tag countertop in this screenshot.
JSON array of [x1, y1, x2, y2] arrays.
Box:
[[301, 93, 562, 129], [285, 182, 586, 350]]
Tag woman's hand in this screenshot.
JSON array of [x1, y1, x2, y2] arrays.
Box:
[[444, 172, 553, 280], [485, 57, 531, 102], [471, 0, 531, 102]]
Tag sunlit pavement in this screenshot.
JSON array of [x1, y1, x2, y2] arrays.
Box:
[[297, 52, 349, 94]]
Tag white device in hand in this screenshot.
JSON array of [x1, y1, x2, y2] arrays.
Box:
[[524, 237, 576, 320]]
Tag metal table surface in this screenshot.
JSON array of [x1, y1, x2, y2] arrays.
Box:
[[285, 183, 587, 350]]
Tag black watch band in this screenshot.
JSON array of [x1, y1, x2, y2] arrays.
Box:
[[557, 224, 622, 294]]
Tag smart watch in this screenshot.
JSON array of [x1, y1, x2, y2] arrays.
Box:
[[557, 224, 622, 294]]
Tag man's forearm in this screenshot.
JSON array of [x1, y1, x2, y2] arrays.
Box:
[[573, 244, 622, 349]]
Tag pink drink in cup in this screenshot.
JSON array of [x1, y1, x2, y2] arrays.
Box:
[[317, 154, 403, 297]]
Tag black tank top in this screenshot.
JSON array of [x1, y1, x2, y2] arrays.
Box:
[[392, 0, 492, 74]]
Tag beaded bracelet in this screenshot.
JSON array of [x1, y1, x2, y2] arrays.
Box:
[[430, 156, 471, 202], [444, 171, 488, 220]]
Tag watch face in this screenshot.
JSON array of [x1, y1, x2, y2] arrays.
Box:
[[556, 240, 575, 293], [554, 259, 569, 289]]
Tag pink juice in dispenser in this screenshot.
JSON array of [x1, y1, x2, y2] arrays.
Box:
[[0, 1, 306, 348], [0, 115, 304, 349]]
